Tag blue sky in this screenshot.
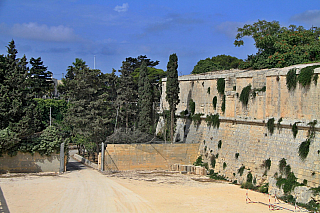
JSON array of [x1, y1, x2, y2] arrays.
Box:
[[0, 0, 320, 79]]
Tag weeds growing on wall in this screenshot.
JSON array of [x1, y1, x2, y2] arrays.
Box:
[[205, 113, 220, 128], [212, 96, 217, 110], [193, 155, 203, 166], [292, 122, 298, 138], [217, 78, 225, 95], [239, 84, 252, 106], [238, 165, 245, 176], [279, 158, 287, 176], [218, 140, 222, 149], [221, 95, 226, 113], [286, 68, 297, 91], [252, 86, 266, 99], [210, 155, 216, 168], [259, 183, 269, 193], [262, 158, 271, 176], [235, 153, 239, 159], [233, 86, 236, 91], [267, 118, 275, 135], [247, 172, 253, 183], [223, 162, 227, 170], [298, 120, 317, 160], [189, 99, 195, 115], [298, 65, 320, 88], [180, 109, 189, 118], [207, 87, 210, 94], [192, 113, 203, 127]]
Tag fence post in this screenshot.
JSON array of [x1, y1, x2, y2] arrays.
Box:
[[101, 142, 105, 172], [59, 142, 65, 174]]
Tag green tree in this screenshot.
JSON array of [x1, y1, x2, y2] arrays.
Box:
[[234, 20, 320, 69], [166, 53, 180, 143], [60, 59, 112, 157], [192, 55, 243, 74], [138, 60, 153, 132], [0, 40, 42, 154], [116, 61, 138, 132], [28, 57, 54, 98]]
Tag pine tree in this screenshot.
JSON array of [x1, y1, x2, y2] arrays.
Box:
[[61, 59, 111, 156], [165, 53, 180, 143], [28, 57, 53, 98], [116, 61, 138, 132], [138, 60, 153, 132]]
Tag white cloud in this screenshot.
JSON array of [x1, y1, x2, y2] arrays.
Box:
[[114, 3, 129, 13], [291, 10, 320, 26], [215, 21, 244, 38], [4, 22, 78, 42]]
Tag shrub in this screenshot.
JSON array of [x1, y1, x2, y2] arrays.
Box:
[[259, 183, 269, 193], [262, 158, 271, 170], [217, 78, 225, 95], [193, 155, 203, 166], [286, 68, 297, 90], [276, 172, 299, 194], [209, 170, 227, 180], [212, 96, 217, 109], [218, 140, 222, 149], [298, 139, 310, 160], [207, 87, 210, 94], [223, 162, 227, 170], [241, 182, 256, 190], [239, 84, 252, 106]]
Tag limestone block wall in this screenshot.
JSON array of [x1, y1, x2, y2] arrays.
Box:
[[104, 144, 199, 171], [157, 63, 320, 187], [0, 152, 62, 173]]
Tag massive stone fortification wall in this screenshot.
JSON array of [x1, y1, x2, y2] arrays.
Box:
[[157, 63, 320, 188]]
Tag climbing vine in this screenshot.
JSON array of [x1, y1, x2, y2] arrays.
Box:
[[221, 95, 226, 113], [189, 99, 195, 115], [239, 84, 252, 106], [286, 68, 297, 91], [298, 65, 320, 88], [292, 122, 298, 138], [192, 113, 204, 127], [298, 120, 317, 160], [267, 118, 275, 135], [217, 78, 225, 95], [212, 96, 217, 110]]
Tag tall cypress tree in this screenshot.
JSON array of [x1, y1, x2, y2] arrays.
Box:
[[165, 53, 180, 143], [138, 60, 153, 132]]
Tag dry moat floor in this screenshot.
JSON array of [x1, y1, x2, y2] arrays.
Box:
[[0, 157, 297, 213]]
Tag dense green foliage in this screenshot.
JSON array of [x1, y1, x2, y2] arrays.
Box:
[[205, 113, 220, 128], [238, 165, 245, 176], [292, 122, 298, 138], [166, 54, 180, 142], [189, 99, 195, 115], [192, 113, 203, 127], [138, 61, 153, 132], [192, 55, 242, 74], [235, 20, 320, 69], [0, 40, 56, 156], [217, 78, 225, 95], [298, 65, 320, 88]]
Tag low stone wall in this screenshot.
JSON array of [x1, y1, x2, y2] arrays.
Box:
[[0, 152, 63, 173], [73, 153, 98, 169], [104, 143, 200, 171]]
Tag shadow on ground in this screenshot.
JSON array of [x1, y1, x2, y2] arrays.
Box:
[[0, 187, 10, 213]]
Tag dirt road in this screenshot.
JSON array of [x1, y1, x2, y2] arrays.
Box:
[[0, 157, 155, 213], [0, 156, 296, 213]]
